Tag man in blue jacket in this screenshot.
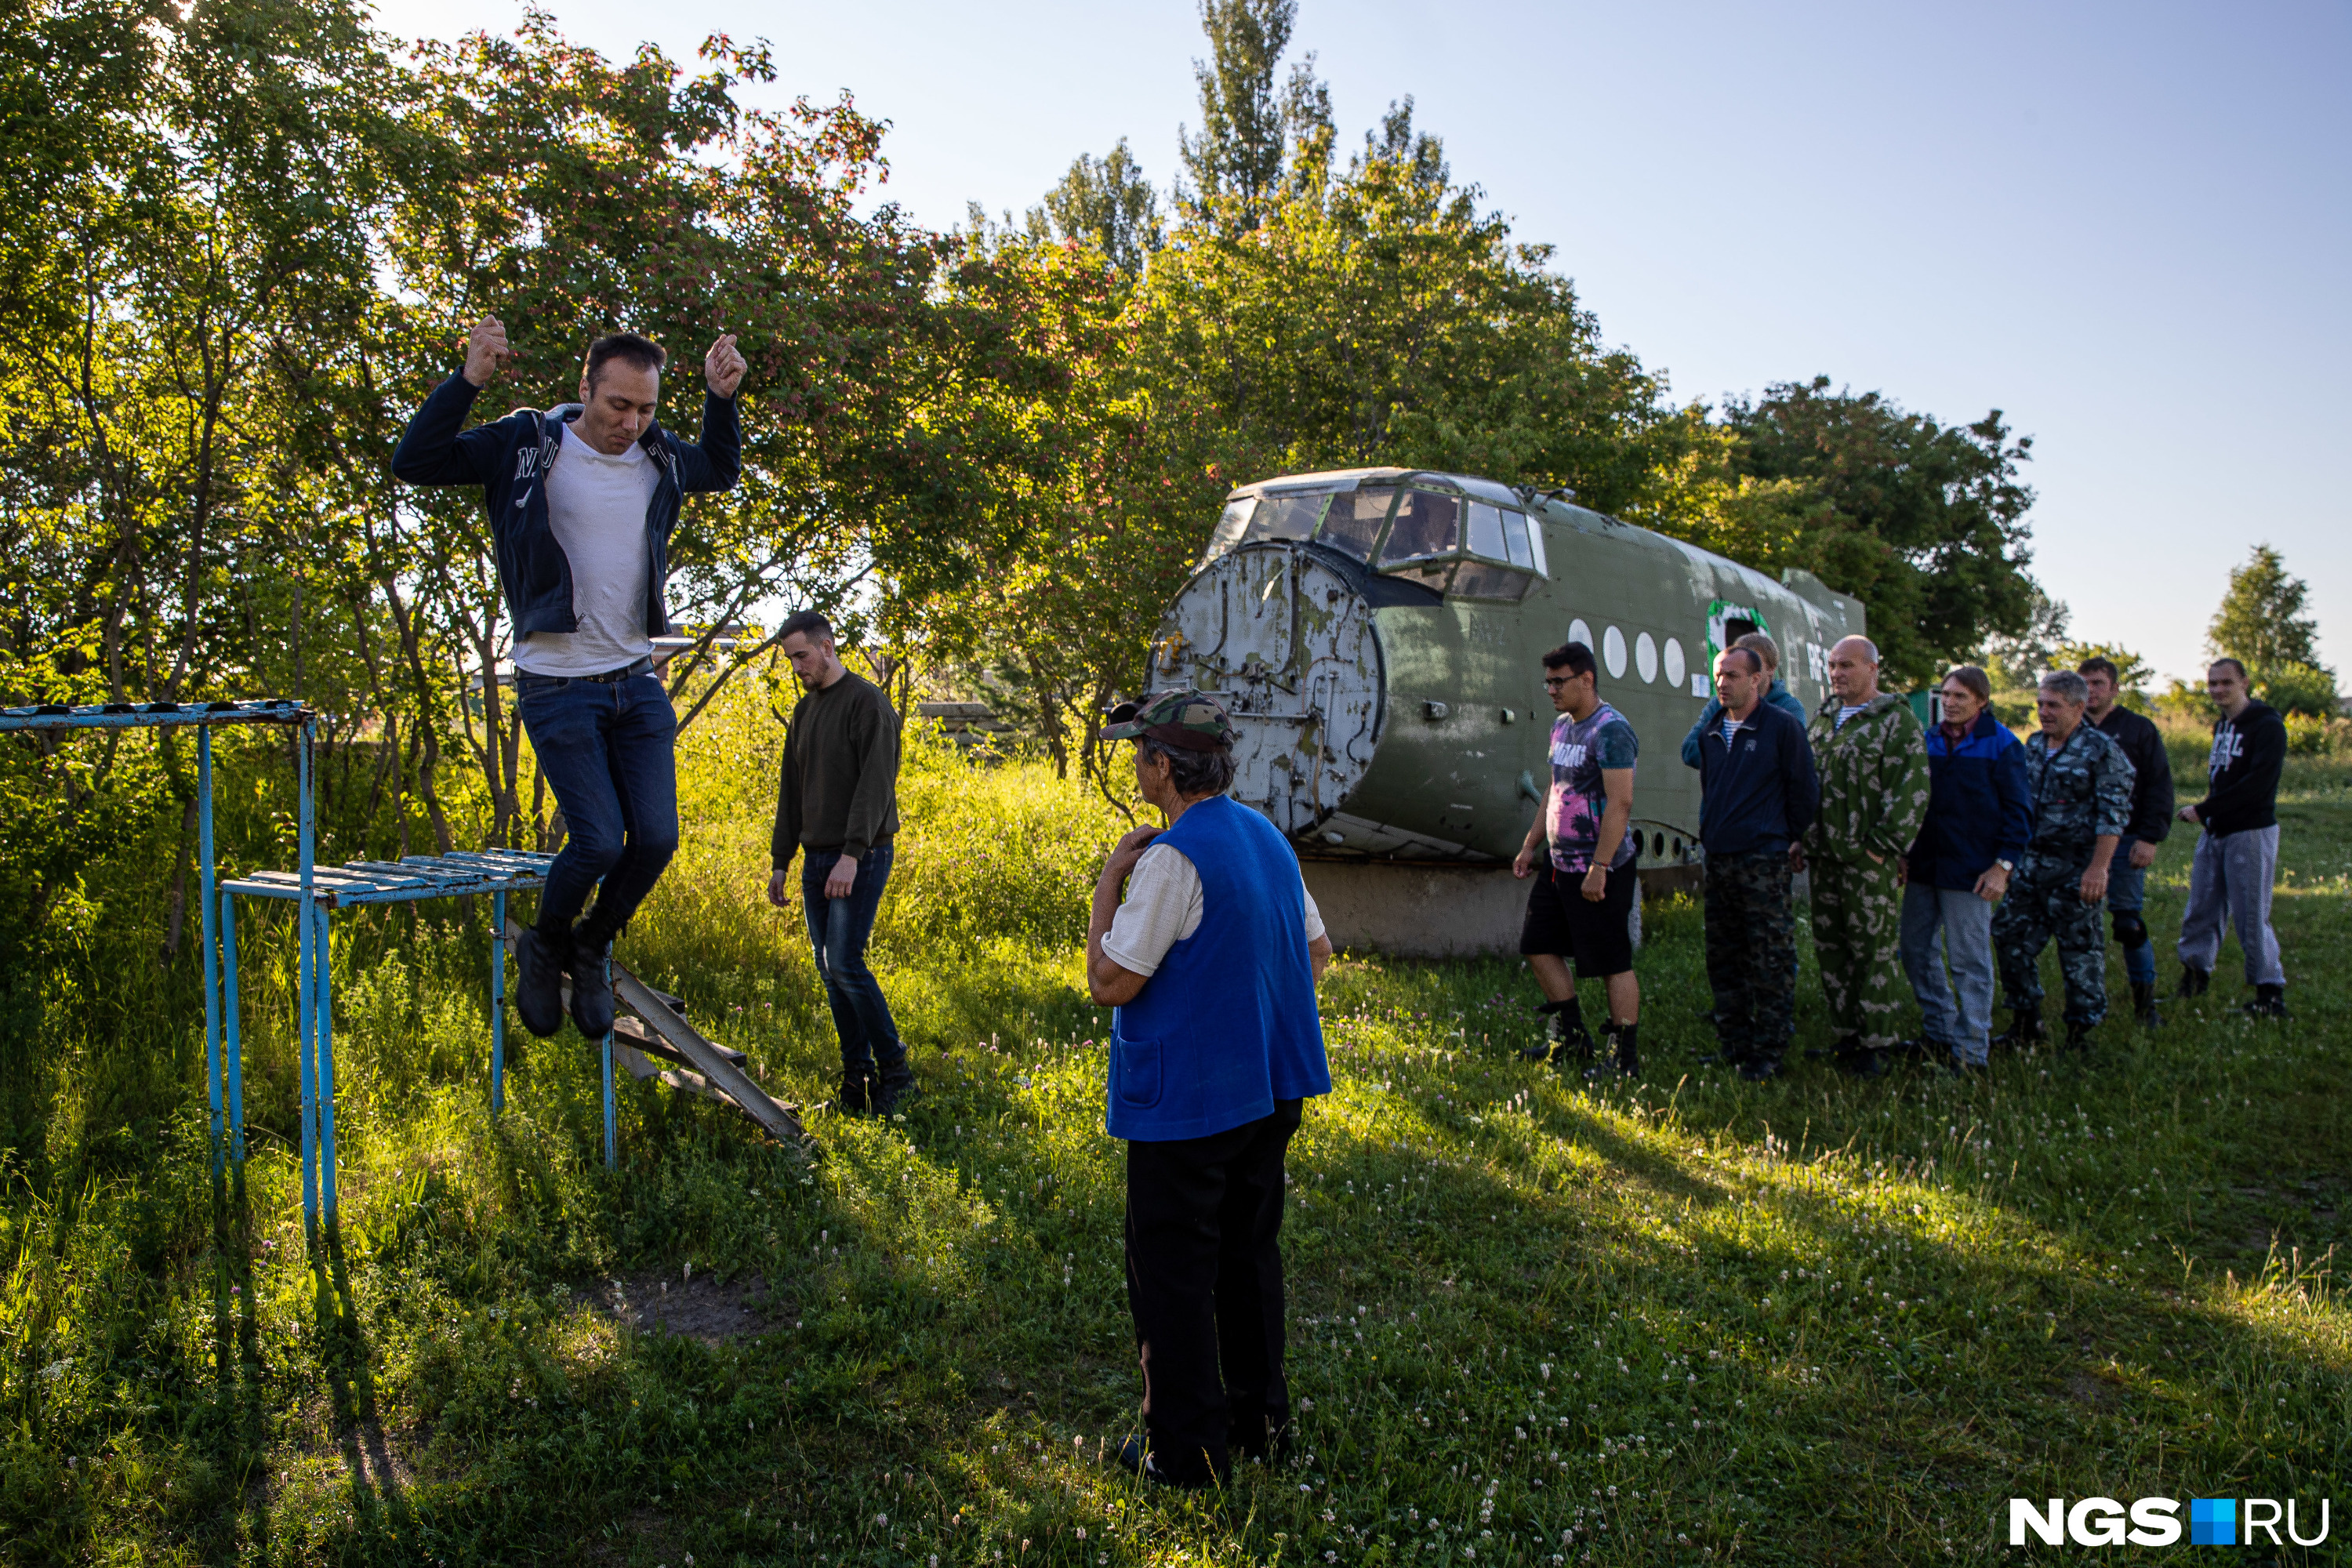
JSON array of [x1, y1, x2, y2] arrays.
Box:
[[1088, 691, 1334, 1488], [1900, 666, 2032, 1070], [1679, 631, 1808, 768], [1687, 647, 1820, 1080], [393, 318, 746, 1040]]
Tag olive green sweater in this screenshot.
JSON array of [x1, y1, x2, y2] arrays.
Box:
[[770, 671, 901, 866]]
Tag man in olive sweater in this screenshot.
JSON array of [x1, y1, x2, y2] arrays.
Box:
[[766, 611, 911, 1113]]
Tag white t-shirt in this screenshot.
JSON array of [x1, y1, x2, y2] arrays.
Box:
[[1102, 842, 1327, 978], [514, 423, 658, 676]]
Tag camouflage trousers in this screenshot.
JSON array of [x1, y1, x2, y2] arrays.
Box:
[[1809, 854, 1907, 1051], [1704, 848, 1798, 1063], [1991, 852, 2107, 1027]]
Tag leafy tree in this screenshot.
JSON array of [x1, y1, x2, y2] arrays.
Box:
[[2207, 543, 2321, 671], [2253, 661, 2339, 718], [1177, 0, 1298, 230], [1720, 378, 2038, 688], [1026, 139, 1162, 275]]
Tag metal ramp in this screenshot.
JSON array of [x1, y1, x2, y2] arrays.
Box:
[[505, 920, 808, 1148]]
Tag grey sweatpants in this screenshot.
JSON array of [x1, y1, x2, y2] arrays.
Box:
[[2177, 826, 2285, 985]]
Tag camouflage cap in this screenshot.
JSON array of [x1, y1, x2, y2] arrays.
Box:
[[1102, 689, 1235, 753]]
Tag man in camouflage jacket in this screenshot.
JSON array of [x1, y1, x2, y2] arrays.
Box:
[[1992, 669, 2135, 1050], [1802, 636, 1930, 1075]]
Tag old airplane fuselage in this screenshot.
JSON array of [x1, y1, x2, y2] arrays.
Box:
[[1148, 468, 1866, 868]]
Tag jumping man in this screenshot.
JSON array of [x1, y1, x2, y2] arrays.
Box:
[[393, 318, 747, 1038]]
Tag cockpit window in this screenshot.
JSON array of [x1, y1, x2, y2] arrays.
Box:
[[1501, 509, 1535, 570], [1316, 485, 1395, 561], [1378, 491, 1460, 564], [1254, 492, 1327, 543], [1204, 497, 1255, 562], [1465, 502, 1508, 562]]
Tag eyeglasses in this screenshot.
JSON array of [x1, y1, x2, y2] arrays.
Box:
[[1542, 677, 1573, 689]]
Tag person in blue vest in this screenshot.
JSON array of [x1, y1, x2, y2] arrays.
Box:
[[1088, 689, 1334, 1489]]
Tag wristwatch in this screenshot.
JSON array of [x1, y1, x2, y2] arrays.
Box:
[[1994, 858, 2014, 873]]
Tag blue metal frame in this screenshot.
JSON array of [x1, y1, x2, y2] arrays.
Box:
[[222, 848, 566, 1218], [0, 700, 310, 1181]]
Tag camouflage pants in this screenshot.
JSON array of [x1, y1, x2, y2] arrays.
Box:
[[1704, 848, 1797, 1062], [1991, 854, 2107, 1027], [1809, 854, 1907, 1051]]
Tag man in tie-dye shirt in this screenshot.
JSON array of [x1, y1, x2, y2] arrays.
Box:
[[1512, 641, 1642, 1077]]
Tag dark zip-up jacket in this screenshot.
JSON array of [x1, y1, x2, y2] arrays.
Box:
[[2195, 700, 2286, 837], [390, 373, 742, 638], [2092, 705, 2174, 843], [1687, 699, 1820, 855], [1908, 710, 2034, 890], [1679, 677, 1809, 767]]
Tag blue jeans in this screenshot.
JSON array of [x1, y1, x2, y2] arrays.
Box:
[[1900, 882, 1997, 1065], [2104, 841, 2156, 985], [515, 671, 679, 934], [801, 843, 906, 1076]]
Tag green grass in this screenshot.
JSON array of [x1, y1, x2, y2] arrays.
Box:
[[3, 706, 2347, 1566]]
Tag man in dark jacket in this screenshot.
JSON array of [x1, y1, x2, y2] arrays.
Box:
[[2176, 659, 2288, 1015], [1679, 630, 1807, 767], [1900, 666, 2032, 1070], [1687, 647, 1820, 1080], [767, 611, 912, 1113], [2080, 656, 2175, 1024], [393, 318, 746, 1040]]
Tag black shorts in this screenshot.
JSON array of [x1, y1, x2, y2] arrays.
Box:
[[1519, 860, 1637, 976]]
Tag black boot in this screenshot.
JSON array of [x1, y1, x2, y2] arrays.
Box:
[[837, 1066, 873, 1116], [1587, 1022, 1639, 1079], [2176, 964, 2210, 1000], [1994, 1011, 2046, 1051], [2129, 980, 2162, 1028], [1834, 1039, 1886, 1078], [569, 923, 617, 1039], [2063, 1018, 2096, 1052], [1530, 996, 1595, 1065], [513, 921, 571, 1039], [2242, 984, 2290, 1019], [873, 1055, 919, 1115]]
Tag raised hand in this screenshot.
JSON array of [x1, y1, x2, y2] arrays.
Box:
[[461, 317, 512, 388], [705, 332, 746, 397]]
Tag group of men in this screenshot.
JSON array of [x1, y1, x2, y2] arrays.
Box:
[[1513, 630, 2291, 1081]]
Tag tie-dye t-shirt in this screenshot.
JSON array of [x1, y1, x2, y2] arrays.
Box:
[[1546, 702, 1639, 873]]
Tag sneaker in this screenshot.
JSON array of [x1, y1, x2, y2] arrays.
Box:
[[2175, 964, 2210, 1000], [513, 926, 569, 1039], [1114, 1435, 1218, 1490], [570, 930, 616, 1039], [2241, 984, 2289, 1019], [836, 1069, 873, 1116], [1944, 1053, 1987, 1076], [1736, 1055, 1783, 1083]]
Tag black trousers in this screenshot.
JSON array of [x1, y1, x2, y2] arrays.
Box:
[[1124, 1099, 1303, 1485]]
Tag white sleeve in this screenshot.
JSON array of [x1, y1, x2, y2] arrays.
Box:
[[1101, 844, 1204, 977], [1301, 876, 1327, 945]]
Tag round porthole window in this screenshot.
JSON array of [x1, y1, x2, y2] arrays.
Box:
[[1602, 625, 1628, 679], [1569, 617, 1592, 652], [1635, 631, 1658, 684], [1663, 637, 1686, 688]]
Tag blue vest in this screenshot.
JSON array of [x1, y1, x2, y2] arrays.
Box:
[[1107, 796, 1332, 1141]]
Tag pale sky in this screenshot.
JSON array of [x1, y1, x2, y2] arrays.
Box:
[[374, 0, 2350, 685]]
